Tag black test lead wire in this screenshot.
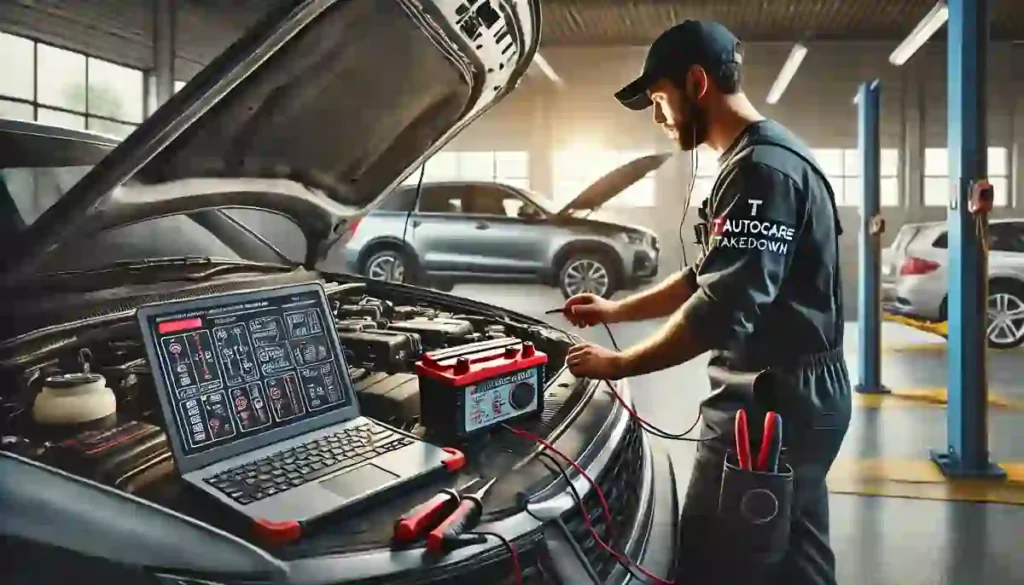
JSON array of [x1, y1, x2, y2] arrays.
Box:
[[543, 309, 712, 443]]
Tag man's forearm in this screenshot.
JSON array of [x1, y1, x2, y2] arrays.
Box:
[[612, 270, 695, 323], [617, 305, 709, 377]]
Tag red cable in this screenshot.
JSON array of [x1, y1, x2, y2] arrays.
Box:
[[474, 531, 522, 585], [504, 425, 674, 585]]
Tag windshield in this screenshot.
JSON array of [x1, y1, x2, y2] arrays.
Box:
[[1, 165, 93, 226], [520, 189, 561, 214]]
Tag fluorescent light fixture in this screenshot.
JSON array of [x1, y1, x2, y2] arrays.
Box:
[[530, 52, 564, 87], [766, 43, 808, 105], [889, 1, 949, 66]]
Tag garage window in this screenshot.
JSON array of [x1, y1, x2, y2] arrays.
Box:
[[924, 147, 1009, 207], [0, 31, 142, 139], [404, 151, 530, 189], [812, 148, 900, 207], [552, 149, 657, 208]]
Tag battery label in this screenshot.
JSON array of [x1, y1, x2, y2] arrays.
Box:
[[463, 369, 540, 433]]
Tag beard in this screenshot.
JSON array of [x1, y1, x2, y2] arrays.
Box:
[[670, 104, 708, 152]]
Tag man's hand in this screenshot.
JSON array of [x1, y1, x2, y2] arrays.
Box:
[[566, 342, 627, 380], [561, 294, 621, 328]]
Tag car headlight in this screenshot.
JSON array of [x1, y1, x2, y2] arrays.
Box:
[[618, 232, 646, 245]]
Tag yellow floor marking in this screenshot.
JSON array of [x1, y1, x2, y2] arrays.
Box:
[[883, 342, 947, 352], [828, 459, 1024, 504], [854, 387, 1024, 410], [882, 341, 1020, 353], [881, 314, 948, 338]]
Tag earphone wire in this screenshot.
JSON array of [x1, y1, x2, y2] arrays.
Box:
[[678, 94, 700, 271]]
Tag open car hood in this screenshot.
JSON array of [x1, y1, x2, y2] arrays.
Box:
[[556, 152, 672, 215], [3, 0, 540, 281]]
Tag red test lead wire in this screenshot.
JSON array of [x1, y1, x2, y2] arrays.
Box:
[[503, 424, 674, 585]]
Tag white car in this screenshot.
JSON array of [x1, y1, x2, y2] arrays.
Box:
[[884, 218, 1024, 348]]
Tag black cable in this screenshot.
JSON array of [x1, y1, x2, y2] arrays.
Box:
[[398, 163, 428, 282], [543, 309, 713, 443], [678, 119, 700, 270], [534, 453, 657, 584], [678, 137, 698, 269], [467, 531, 523, 585]]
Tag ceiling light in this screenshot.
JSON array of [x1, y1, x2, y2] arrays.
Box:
[[889, 1, 949, 66], [766, 43, 808, 105], [530, 53, 564, 87]]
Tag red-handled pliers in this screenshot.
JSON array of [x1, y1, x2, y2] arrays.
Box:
[[735, 409, 784, 472], [735, 409, 753, 470], [394, 478, 480, 543]]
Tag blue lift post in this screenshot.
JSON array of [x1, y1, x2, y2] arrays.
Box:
[[930, 0, 1005, 478], [855, 80, 889, 395]]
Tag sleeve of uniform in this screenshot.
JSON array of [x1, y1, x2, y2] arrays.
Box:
[[679, 162, 804, 348]]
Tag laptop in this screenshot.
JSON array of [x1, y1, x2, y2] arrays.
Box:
[[136, 281, 451, 527]]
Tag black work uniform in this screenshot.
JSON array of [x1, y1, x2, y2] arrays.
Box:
[[674, 120, 851, 585]]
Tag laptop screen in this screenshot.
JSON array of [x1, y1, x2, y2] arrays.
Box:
[[140, 285, 353, 457]]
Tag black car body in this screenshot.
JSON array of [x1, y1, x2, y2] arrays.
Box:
[[0, 2, 679, 584]]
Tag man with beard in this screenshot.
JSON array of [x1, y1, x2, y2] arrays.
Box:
[[559, 20, 851, 585]]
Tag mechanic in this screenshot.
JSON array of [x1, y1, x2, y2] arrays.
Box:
[[560, 20, 851, 585]]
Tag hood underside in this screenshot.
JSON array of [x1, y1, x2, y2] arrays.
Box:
[[557, 152, 672, 215], [5, 0, 539, 280]]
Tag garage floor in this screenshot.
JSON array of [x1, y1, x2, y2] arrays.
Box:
[[452, 283, 1024, 585]]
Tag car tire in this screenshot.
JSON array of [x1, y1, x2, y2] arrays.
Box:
[[363, 249, 409, 284], [558, 253, 618, 300], [986, 280, 1024, 349]]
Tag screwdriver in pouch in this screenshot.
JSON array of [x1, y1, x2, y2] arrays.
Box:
[[426, 477, 497, 554]]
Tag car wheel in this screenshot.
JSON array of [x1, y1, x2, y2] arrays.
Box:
[[558, 254, 618, 299], [986, 281, 1024, 349], [363, 249, 407, 284]]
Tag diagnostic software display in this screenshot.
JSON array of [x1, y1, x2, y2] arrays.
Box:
[[141, 288, 352, 456]]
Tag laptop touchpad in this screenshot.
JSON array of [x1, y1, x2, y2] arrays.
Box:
[[320, 464, 399, 501]]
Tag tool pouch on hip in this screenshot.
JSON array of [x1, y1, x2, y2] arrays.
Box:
[[718, 452, 793, 565], [702, 361, 794, 565]]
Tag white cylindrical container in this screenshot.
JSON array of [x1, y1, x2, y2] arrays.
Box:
[[32, 373, 118, 426]]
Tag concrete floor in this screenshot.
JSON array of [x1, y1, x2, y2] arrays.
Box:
[[451, 283, 1024, 585]]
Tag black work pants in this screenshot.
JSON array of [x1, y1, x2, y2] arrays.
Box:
[[674, 350, 852, 585]]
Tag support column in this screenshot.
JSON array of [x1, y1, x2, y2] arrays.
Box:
[[856, 80, 888, 395], [930, 0, 1004, 478], [152, 0, 176, 108]]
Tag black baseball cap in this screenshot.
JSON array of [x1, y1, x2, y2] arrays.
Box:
[[615, 20, 743, 111]]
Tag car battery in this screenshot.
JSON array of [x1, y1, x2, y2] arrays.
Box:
[[44, 421, 174, 493], [416, 338, 547, 440], [388, 317, 474, 349], [337, 329, 422, 372]]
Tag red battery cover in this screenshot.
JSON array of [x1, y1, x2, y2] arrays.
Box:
[[415, 340, 548, 386]]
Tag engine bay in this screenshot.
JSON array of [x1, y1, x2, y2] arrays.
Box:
[[0, 274, 588, 554]]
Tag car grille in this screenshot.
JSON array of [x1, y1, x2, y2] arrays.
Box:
[[632, 251, 656, 276], [561, 419, 645, 582]]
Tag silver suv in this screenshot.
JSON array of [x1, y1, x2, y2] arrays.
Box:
[[340, 154, 667, 298]]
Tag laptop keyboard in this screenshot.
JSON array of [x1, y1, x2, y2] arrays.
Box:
[[203, 421, 414, 505]]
